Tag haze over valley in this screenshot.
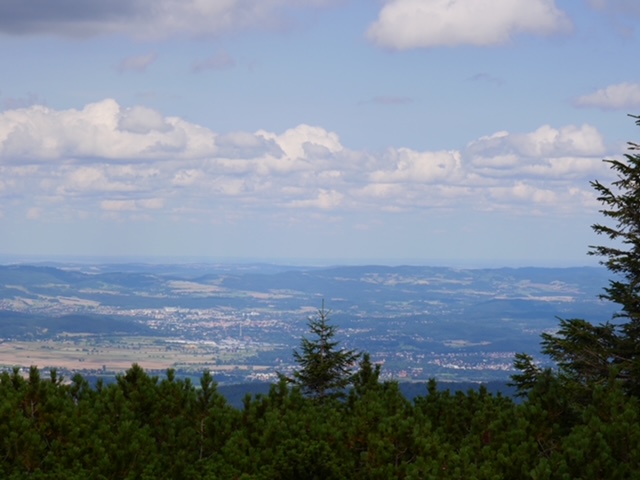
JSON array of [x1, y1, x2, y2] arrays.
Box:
[[0, 261, 616, 384]]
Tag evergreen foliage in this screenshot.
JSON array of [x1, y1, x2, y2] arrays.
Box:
[[516, 115, 640, 396], [289, 301, 360, 399], [588, 115, 640, 394], [589, 116, 640, 321], [0, 360, 638, 478]]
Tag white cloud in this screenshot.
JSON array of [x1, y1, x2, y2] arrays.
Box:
[[289, 189, 345, 209], [510, 125, 606, 158], [354, 183, 405, 200], [258, 124, 343, 160], [0, 99, 217, 161], [59, 166, 148, 195], [0, 99, 616, 223], [483, 184, 574, 216], [575, 83, 640, 110], [467, 124, 606, 179], [216, 132, 283, 160], [370, 149, 463, 183], [367, 0, 571, 49], [118, 106, 171, 134], [470, 154, 520, 169]]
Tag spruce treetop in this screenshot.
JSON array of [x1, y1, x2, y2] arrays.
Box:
[[589, 114, 640, 324], [289, 300, 360, 400]]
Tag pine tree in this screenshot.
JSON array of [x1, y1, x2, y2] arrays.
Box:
[[289, 301, 360, 400]]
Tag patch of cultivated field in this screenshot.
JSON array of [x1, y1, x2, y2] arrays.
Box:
[[0, 336, 271, 373]]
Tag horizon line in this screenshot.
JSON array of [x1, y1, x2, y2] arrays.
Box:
[[0, 253, 602, 269]]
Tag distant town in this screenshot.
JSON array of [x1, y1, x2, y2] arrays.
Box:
[[0, 262, 618, 384]]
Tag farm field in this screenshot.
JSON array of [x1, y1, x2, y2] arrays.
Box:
[[0, 335, 272, 376]]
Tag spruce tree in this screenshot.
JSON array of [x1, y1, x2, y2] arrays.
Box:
[[588, 115, 640, 393], [289, 301, 360, 400], [515, 115, 640, 396]]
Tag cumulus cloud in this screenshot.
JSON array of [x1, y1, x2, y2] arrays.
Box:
[[62, 167, 136, 194], [0, 99, 217, 161], [367, 0, 571, 49], [574, 83, 640, 110], [257, 124, 343, 161], [510, 125, 606, 158], [0, 0, 342, 39], [215, 132, 283, 159], [467, 124, 607, 183], [0, 99, 615, 224], [489, 182, 557, 204], [370, 150, 463, 184], [118, 105, 171, 134]]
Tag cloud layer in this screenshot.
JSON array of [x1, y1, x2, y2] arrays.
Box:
[[0, 0, 340, 38], [0, 100, 611, 224], [575, 83, 640, 110], [366, 0, 570, 49], [0, 0, 574, 50]]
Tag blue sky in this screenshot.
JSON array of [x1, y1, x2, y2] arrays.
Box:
[[1, 0, 639, 266]]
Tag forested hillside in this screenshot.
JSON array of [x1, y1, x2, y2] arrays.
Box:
[[0, 363, 638, 479]]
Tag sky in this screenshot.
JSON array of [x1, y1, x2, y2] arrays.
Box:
[[1, 0, 639, 266]]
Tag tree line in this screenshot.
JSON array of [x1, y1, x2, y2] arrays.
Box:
[[3, 356, 639, 479], [1, 116, 640, 479]]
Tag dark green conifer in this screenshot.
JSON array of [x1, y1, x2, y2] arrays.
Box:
[[516, 115, 640, 396], [588, 116, 640, 394], [289, 301, 360, 400]]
